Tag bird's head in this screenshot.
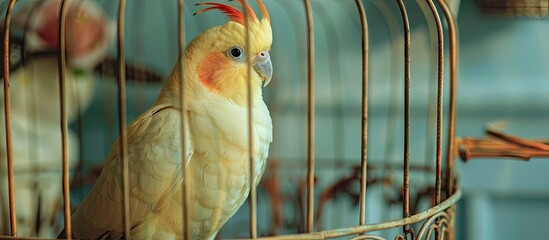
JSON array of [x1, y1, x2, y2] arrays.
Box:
[[188, 0, 272, 105]]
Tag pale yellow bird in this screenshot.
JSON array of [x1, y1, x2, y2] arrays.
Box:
[[67, 0, 273, 239]]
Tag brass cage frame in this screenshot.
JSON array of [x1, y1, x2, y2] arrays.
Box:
[[0, 0, 460, 239]]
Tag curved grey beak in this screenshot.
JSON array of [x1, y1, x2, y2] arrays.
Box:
[[253, 50, 272, 87]]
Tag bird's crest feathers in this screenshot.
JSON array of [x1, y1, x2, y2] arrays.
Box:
[[194, 0, 270, 25]]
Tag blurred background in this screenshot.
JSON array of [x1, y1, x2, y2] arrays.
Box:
[[1, 0, 549, 239]]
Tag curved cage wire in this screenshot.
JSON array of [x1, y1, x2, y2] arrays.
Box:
[[0, 0, 460, 239]]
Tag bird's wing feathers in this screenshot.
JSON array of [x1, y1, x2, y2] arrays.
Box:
[[72, 94, 270, 239], [72, 104, 191, 239]]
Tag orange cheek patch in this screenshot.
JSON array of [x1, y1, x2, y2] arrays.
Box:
[[197, 52, 227, 92]]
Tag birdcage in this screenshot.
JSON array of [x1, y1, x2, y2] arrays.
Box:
[[0, 0, 462, 239]]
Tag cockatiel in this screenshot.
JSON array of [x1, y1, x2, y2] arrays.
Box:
[[68, 1, 273, 239], [0, 0, 114, 237]]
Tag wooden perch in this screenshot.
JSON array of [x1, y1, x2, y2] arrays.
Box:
[[458, 124, 549, 161]]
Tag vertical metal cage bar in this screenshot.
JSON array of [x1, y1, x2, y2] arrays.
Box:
[[303, 0, 315, 233], [437, 0, 458, 196], [425, 0, 444, 205], [177, 0, 189, 239], [242, 0, 257, 238], [116, 0, 131, 238], [58, 1, 72, 238], [2, 0, 17, 236], [354, 0, 369, 227], [416, 0, 438, 195], [395, 0, 411, 234]]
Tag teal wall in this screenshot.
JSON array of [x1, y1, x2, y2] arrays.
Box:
[[455, 0, 549, 239]]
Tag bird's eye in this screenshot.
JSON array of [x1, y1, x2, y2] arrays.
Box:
[[226, 46, 245, 62], [230, 48, 241, 57]]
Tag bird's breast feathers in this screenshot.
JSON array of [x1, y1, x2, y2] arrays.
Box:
[[183, 93, 272, 238]]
